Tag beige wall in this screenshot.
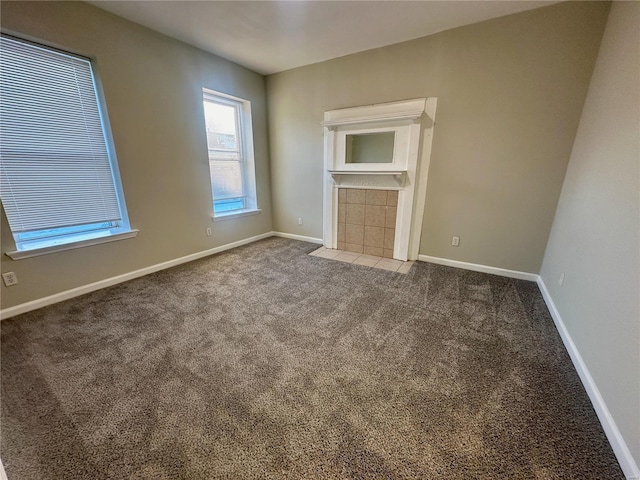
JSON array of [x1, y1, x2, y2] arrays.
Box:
[[267, 2, 609, 273], [0, 1, 273, 309], [540, 1, 640, 468]]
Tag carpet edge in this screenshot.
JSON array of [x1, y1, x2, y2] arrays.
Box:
[[537, 276, 640, 480]]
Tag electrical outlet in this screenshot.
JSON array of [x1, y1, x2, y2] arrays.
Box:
[[2, 272, 18, 287], [206, 227, 212, 237], [451, 236, 460, 247], [559, 273, 565, 286], [298, 217, 303, 226]]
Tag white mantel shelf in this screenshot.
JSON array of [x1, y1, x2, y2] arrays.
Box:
[[329, 170, 408, 190]]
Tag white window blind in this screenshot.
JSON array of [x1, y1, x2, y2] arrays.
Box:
[[0, 35, 122, 234]]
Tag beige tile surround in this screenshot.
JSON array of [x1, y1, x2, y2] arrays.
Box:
[[338, 188, 398, 258], [309, 246, 414, 274]]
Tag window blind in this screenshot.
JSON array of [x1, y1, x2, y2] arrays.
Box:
[[0, 35, 121, 234]]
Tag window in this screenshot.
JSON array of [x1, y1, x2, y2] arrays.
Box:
[[202, 89, 259, 219], [0, 35, 136, 259]]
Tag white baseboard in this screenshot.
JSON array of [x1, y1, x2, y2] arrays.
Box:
[[0, 231, 274, 320], [0, 458, 7, 480], [537, 277, 640, 480], [417, 255, 538, 281], [272, 231, 323, 244]]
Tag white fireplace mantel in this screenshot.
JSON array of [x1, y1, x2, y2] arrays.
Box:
[[328, 170, 407, 190], [322, 98, 438, 261]]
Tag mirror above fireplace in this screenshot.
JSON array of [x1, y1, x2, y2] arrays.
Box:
[[345, 132, 395, 164]]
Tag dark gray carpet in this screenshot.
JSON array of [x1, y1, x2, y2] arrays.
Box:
[[1, 237, 623, 479]]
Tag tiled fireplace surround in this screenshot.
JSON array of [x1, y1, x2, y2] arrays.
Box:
[[337, 188, 398, 257]]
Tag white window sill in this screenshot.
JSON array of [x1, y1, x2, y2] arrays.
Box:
[[212, 208, 261, 222], [5, 229, 139, 260]]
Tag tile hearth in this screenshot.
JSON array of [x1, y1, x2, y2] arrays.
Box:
[[309, 246, 414, 274]]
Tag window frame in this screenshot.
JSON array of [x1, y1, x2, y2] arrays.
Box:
[[1, 34, 137, 260], [202, 88, 260, 221]]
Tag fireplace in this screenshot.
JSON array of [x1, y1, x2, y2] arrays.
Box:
[[322, 98, 438, 261]]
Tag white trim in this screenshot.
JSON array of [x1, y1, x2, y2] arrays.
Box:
[[211, 208, 261, 222], [0, 231, 273, 320], [5, 229, 139, 260], [323, 121, 336, 250], [272, 231, 323, 244], [417, 254, 538, 281], [408, 98, 437, 260], [0, 458, 7, 480], [321, 112, 425, 128], [537, 278, 640, 480], [321, 98, 428, 126]]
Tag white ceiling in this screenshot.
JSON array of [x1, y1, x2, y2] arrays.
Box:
[[89, 1, 559, 75]]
